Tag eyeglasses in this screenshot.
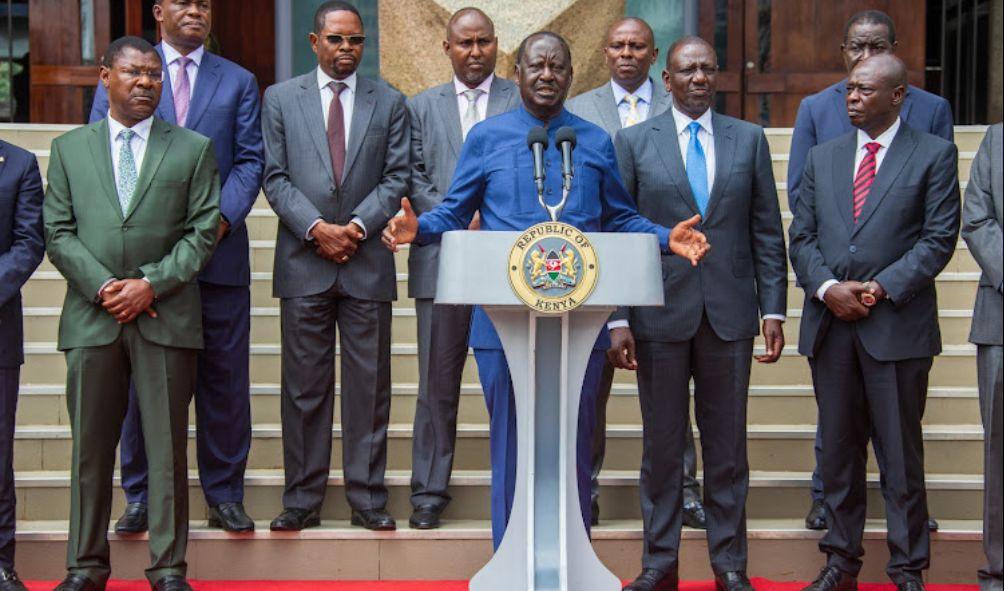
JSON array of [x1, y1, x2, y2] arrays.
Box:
[[119, 68, 165, 82], [325, 34, 366, 47]]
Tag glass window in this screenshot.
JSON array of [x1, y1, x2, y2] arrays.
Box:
[[0, 0, 29, 122]]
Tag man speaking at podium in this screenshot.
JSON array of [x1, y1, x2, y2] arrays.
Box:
[[382, 31, 710, 549]]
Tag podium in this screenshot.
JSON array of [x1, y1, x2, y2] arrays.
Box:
[[434, 229, 665, 591]]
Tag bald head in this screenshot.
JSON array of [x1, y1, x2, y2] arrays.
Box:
[[443, 7, 498, 88], [603, 17, 658, 92], [846, 54, 907, 137], [666, 35, 715, 68]]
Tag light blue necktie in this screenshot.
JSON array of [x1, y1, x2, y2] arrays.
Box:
[[117, 129, 138, 215], [686, 120, 709, 216]]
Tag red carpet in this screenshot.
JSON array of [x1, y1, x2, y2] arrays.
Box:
[[25, 581, 979, 591]]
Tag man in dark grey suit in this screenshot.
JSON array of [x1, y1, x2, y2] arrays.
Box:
[[567, 17, 706, 531], [612, 37, 787, 591], [790, 55, 960, 591], [962, 122, 1003, 591], [406, 7, 519, 530], [262, 0, 409, 532]]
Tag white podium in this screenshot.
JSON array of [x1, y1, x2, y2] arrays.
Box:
[[434, 230, 664, 591]]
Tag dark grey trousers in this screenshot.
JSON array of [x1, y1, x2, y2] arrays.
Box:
[[637, 316, 752, 575], [0, 367, 17, 570], [279, 282, 392, 512], [410, 299, 473, 510], [979, 345, 1003, 591]]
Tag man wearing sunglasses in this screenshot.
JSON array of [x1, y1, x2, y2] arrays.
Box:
[[89, 0, 264, 535], [262, 0, 409, 532]]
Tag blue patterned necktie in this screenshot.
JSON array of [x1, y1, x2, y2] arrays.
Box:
[[686, 120, 709, 216], [117, 129, 138, 215]]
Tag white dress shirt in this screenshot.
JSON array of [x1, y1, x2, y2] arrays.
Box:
[[611, 78, 653, 128], [318, 67, 356, 150], [608, 104, 783, 330], [162, 42, 204, 100], [307, 69, 364, 240], [454, 73, 493, 123], [816, 117, 903, 302]]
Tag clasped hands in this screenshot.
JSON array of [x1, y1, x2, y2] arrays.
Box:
[[311, 221, 364, 263], [822, 280, 886, 322], [100, 279, 156, 324]]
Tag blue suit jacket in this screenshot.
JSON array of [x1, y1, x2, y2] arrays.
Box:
[[787, 80, 953, 213], [89, 44, 264, 286], [0, 140, 45, 367], [417, 106, 671, 350]]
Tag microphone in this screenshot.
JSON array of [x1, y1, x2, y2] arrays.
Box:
[[555, 127, 576, 192], [527, 126, 548, 196]]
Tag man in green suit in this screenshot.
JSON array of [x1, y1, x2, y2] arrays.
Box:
[[43, 36, 219, 591]]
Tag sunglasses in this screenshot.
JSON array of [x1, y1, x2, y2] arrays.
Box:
[[324, 34, 366, 47]]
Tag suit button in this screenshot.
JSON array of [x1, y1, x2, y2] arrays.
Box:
[[330, 185, 336, 193], [849, 245, 857, 253]]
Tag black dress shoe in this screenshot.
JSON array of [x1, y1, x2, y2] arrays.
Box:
[[0, 568, 28, 591], [208, 502, 255, 532], [623, 568, 679, 591], [897, 580, 925, 591], [269, 507, 320, 531], [151, 575, 193, 591], [927, 517, 939, 531], [114, 502, 148, 534], [351, 508, 397, 531], [591, 499, 600, 526], [53, 573, 102, 591], [716, 572, 754, 591], [805, 500, 828, 531], [682, 500, 707, 529], [409, 504, 442, 529], [801, 566, 857, 591]]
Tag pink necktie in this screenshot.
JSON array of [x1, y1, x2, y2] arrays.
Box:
[[174, 56, 192, 127]]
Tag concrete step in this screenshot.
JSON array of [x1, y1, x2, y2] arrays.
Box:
[[12, 469, 985, 523], [17, 342, 982, 387], [14, 384, 983, 428], [12, 422, 985, 475], [12, 518, 983, 583]]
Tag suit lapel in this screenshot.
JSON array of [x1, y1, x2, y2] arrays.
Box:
[[87, 120, 124, 221], [833, 84, 854, 134], [594, 84, 623, 135], [155, 45, 178, 124], [899, 89, 914, 124], [852, 125, 917, 235], [183, 52, 221, 130], [126, 119, 174, 220], [342, 77, 376, 183], [649, 81, 672, 118], [436, 83, 464, 159], [297, 74, 335, 184], [830, 132, 857, 234], [650, 116, 701, 216], [486, 77, 514, 117], [702, 113, 734, 222]]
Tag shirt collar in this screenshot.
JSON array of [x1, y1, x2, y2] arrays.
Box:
[[162, 42, 204, 67], [454, 73, 494, 97], [857, 117, 902, 151], [108, 115, 154, 143], [671, 103, 714, 136], [611, 78, 653, 106], [516, 104, 572, 130], [317, 68, 357, 93]]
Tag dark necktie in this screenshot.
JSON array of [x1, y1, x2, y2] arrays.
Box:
[[853, 142, 881, 223], [326, 81, 348, 184]]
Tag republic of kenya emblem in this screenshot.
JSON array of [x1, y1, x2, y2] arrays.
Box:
[[507, 222, 599, 314]]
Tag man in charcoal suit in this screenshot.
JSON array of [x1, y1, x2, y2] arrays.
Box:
[[612, 36, 787, 591], [567, 17, 706, 530], [790, 54, 959, 591], [405, 7, 520, 530], [0, 139, 45, 591], [262, 0, 409, 532], [961, 122, 1003, 591], [89, 0, 264, 534]]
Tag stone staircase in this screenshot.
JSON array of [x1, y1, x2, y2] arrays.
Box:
[[2, 123, 989, 582]]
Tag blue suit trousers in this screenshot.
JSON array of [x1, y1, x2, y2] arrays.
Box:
[[473, 348, 604, 550]]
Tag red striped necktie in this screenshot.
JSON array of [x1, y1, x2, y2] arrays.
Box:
[[853, 142, 882, 223]]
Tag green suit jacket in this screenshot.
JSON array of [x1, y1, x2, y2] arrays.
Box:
[[44, 117, 220, 351]]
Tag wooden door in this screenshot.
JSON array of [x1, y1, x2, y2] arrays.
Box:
[[700, 0, 927, 126]]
